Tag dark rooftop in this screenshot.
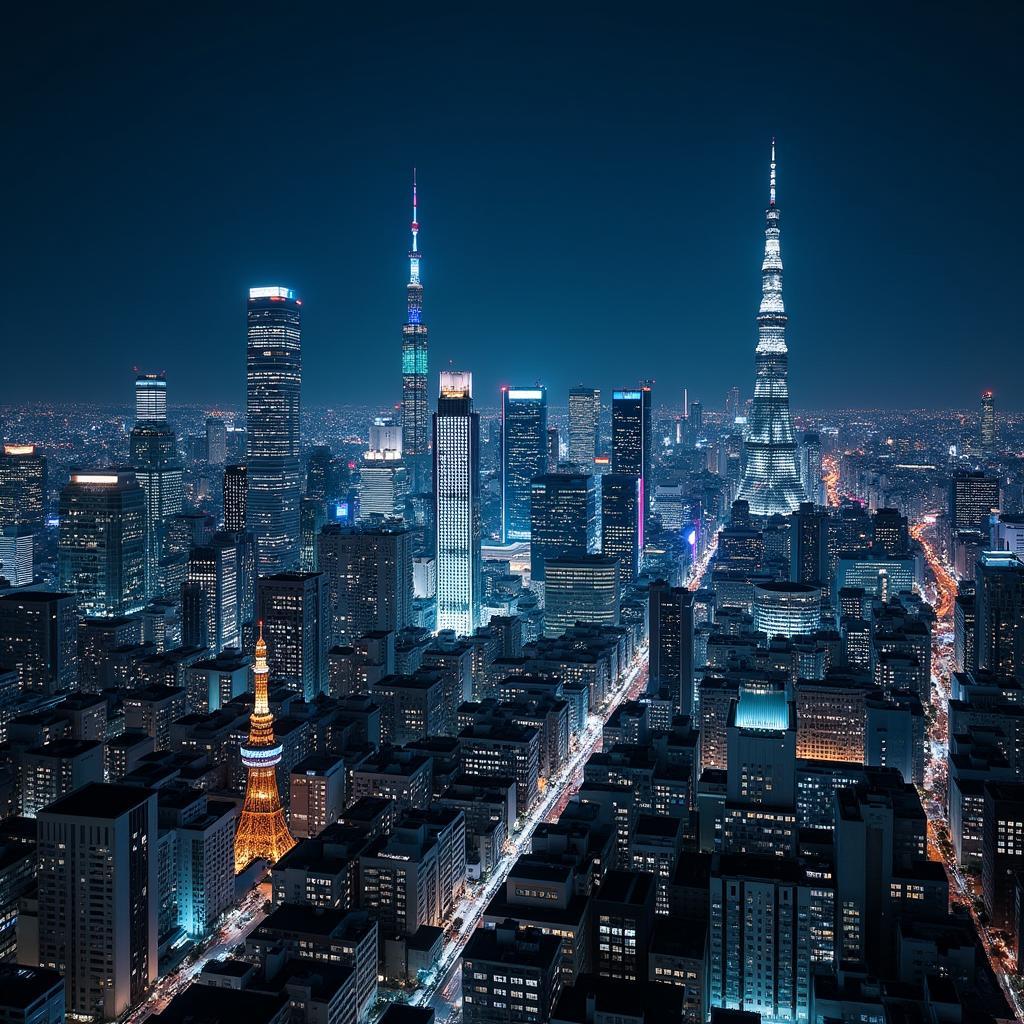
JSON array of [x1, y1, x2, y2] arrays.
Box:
[[42, 781, 152, 819]]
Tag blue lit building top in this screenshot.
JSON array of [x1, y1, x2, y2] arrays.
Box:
[[734, 689, 791, 732]]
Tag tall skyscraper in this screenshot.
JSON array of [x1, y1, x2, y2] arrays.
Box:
[[401, 172, 430, 490], [58, 470, 146, 616], [223, 463, 247, 532], [37, 783, 158, 1019], [501, 386, 548, 542], [980, 390, 995, 455], [246, 285, 302, 574], [130, 412, 183, 598], [649, 581, 695, 716], [434, 371, 481, 635], [205, 416, 227, 464], [568, 386, 600, 466], [799, 431, 823, 505], [736, 141, 805, 516], [134, 371, 167, 422], [187, 536, 240, 654], [529, 472, 597, 582], [0, 443, 47, 534], [234, 624, 296, 872], [601, 472, 641, 582], [611, 386, 652, 545], [974, 550, 1024, 677]]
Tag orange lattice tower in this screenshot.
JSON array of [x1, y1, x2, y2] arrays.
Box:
[[234, 622, 296, 872]]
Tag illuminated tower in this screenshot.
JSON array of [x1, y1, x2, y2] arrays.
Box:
[[736, 140, 805, 517], [980, 390, 995, 456], [402, 171, 430, 490], [234, 623, 296, 872]]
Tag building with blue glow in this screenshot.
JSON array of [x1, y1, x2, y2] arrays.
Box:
[[435, 371, 481, 636], [501, 386, 548, 542], [601, 472, 641, 582], [246, 285, 302, 574]]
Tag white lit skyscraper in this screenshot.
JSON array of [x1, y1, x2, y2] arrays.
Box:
[[134, 371, 167, 422], [246, 285, 302, 574], [568, 386, 600, 467], [434, 371, 480, 635]]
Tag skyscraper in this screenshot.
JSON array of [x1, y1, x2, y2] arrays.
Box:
[[401, 172, 430, 490], [205, 416, 227, 464], [543, 555, 620, 637], [799, 431, 823, 505], [134, 370, 167, 422], [0, 591, 78, 694], [501, 386, 548, 542], [58, 470, 146, 616], [37, 783, 158, 1019], [649, 581, 695, 716], [223, 463, 247, 532], [601, 472, 641, 582], [611, 386, 652, 546], [187, 536, 240, 654], [568, 386, 600, 466], [0, 443, 47, 534], [234, 624, 296, 872], [974, 550, 1024, 677], [736, 141, 805, 517], [130, 413, 183, 598], [434, 371, 481, 635], [317, 522, 414, 644], [257, 572, 329, 700], [980, 390, 995, 455], [529, 472, 597, 582], [246, 285, 302, 574]]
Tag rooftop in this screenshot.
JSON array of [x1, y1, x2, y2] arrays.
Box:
[[42, 782, 152, 820]]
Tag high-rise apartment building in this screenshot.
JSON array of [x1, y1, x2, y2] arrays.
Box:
[[529, 472, 597, 582], [736, 142, 805, 516], [0, 525, 33, 585], [246, 285, 302, 574], [257, 572, 329, 700], [317, 523, 413, 645], [500, 387, 548, 542], [58, 470, 146, 617], [799, 431, 823, 505], [401, 174, 430, 491], [568, 386, 601, 467], [949, 471, 1000, 536], [37, 783, 158, 1020], [434, 371, 481, 636]]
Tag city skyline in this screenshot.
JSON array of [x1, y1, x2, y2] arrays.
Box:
[[2, 7, 1021, 411]]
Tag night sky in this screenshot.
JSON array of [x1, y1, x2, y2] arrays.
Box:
[[3, 5, 1021, 411]]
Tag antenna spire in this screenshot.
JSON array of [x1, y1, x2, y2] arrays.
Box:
[[769, 137, 777, 207], [411, 168, 419, 254]]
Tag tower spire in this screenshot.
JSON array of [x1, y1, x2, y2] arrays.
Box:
[[769, 137, 776, 207], [409, 168, 420, 284]]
